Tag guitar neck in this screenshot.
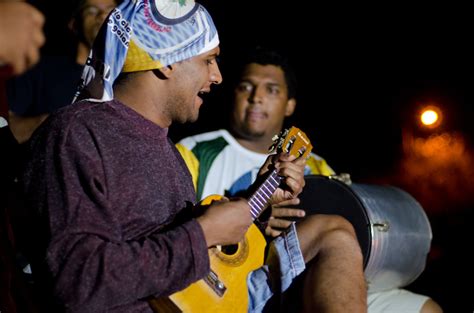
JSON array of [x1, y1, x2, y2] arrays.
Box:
[[247, 126, 312, 220], [248, 169, 280, 220]]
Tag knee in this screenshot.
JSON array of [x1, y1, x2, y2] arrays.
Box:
[[297, 214, 362, 262], [300, 214, 357, 240]]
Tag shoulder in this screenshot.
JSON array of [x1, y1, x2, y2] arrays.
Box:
[[306, 152, 335, 176], [42, 100, 112, 138], [51, 99, 105, 121], [308, 151, 325, 161], [178, 129, 230, 149]]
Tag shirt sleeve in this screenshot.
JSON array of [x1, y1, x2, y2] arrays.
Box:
[[176, 142, 199, 191], [306, 153, 335, 176]]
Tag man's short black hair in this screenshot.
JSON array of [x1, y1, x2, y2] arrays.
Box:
[[236, 46, 297, 100]]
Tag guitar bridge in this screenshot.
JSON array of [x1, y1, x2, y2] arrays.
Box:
[[204, 270, 226, 297]]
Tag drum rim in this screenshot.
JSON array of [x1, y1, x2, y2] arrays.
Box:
[[301, 175, 372, 267]]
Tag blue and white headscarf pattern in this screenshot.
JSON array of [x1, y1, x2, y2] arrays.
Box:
[[74, 0, 219, 102]]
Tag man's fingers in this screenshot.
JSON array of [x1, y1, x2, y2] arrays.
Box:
[[268, 217, 293, 230], [273, 198, 300, 207], [33, 27, 46, 46], [272, 207, 306, 218], [26, 45, 40, 71], [31, 6, 45, 26], [265, 228, 283, 238]]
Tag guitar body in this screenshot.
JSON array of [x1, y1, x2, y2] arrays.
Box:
[[149, 195, 267, 313]]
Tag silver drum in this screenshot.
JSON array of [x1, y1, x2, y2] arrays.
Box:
[[297, 175, 432, 293]]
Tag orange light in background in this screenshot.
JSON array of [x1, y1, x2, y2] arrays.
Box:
[[421, 110, 438, 125], [419, 106, 442, 129]]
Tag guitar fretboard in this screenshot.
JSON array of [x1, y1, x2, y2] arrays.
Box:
[[248, 169, 281, 220]]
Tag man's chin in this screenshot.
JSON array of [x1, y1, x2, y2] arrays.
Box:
[[242, 127, 265, 139], [183, 112, 199, 124]]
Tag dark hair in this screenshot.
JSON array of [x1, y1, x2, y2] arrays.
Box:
[[235, 46, 297, 99], [69, 0, 121, 35]]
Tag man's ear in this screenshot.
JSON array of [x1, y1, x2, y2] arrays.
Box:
[[156, 65, 174, 79], [285, 98, 296, 117], [68, 17, 79, 35]]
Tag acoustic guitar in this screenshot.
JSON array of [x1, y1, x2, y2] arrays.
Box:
[[149, 126, 313, 313]]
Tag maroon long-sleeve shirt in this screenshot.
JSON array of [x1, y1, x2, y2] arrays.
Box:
[[23, 99, 210, 312]]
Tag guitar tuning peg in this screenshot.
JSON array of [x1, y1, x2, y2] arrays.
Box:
[[297, 146, 307, 157], [268, 143, 276, 153], [269, 129, 285, 153]]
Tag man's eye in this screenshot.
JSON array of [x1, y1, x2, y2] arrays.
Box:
[[206, 57, 219, 65], [82, 6, 114, 17], [268, 86, 280, 94], [237, 83, 252, 92], [83, 7, 100, 16]]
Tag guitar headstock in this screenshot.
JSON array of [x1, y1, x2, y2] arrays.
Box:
[[269, 126, 313, 159]]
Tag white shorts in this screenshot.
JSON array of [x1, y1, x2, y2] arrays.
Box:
[[368, 288, 430, 313]]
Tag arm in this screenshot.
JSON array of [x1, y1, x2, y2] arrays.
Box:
[[196, 197, 252, 247], [0, 2, 45, 75]]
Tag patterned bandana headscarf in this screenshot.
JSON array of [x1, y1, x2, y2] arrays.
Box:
[[73, 0, 219, 102]]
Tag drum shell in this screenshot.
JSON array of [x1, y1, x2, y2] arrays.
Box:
[[298, 175, 432, 292]]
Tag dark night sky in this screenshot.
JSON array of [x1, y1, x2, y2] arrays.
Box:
[[37, 1, 473, 311]]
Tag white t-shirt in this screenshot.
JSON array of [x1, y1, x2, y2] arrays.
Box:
[[177, 129, 334, 201], [0, 116, 8, 128]]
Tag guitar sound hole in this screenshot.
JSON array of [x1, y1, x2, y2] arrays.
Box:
[[220, 244, 238, 255]]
